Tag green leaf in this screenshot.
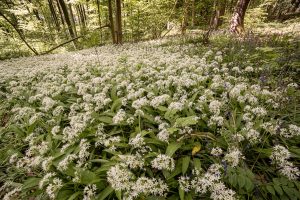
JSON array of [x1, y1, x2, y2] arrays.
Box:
[[182, 156, 190, 174], [238, 175, 245, 188], [266, 185, 276, 196], [282, 186, 297, 200], [22, 177, 41, 189], [98, 116, 113, 124], [111, 98, 122, 112], [274, 185, 283, 196], [179, 187, 185, 200], [56, 189, 74, 200], [68, 192, 81, 200], [115, 190, 122, 200], [97, 186, 114, 200], [166, 142, 182, 156], [78, 169, 101, 184], [110, 85, 118, 101], [193, 158, 201, 171], [175, 116, 198, 127], [244, 178, 254, 192]]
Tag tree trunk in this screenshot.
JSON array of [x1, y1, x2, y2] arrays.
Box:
[[181, 0, 190, 35], [57, 0, 77, 47], [191, 0, 195, 26], [48, 0, 60, 31], [230, 0, 251, 34], [68, 4, 77, 37], [115, 0, 123, 44], [108, 0, 116, 43], [96, 0, 103, 43], [211, 0, 226, 30]]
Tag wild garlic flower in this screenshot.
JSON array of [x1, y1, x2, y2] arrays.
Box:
[[129, 134, 145, 149], [270, 145, 290, 164], [58, 154, 77, 171], [211, 147, 223, 157], [210, 182, 236, 200], [46, 178, 63, 199], [157, 129, 170, 143], [151, 154, 175, 171], [113, 109, 127, 124], [39, 172, 56, 189], [224, 148, 243, 167], [131, 177, 169, 197], [209, 100, 222, 115], [119, 154, 145, 169], [83, 184, 97, 200], [3, 187, 21, 200], [107, 165, 133, 191], [178, 176, 191, 192]]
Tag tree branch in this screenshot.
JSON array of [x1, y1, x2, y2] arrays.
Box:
[[0, 10, 39, 55]]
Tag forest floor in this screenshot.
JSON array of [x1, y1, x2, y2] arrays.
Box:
[[0, 22, 300, 200]]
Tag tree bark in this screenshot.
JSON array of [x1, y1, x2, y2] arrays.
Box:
[[96, 0, 103, 43], [211, 0, 226, 30], [181, 0, 190, 35], [115, 0, 123, 44], [191, 0, 195, 26], [108, 0, 116, 43], [230, 0, 251, 34], [48, 0, 60, 31], [68, 4, 77, 37], [57, 0, 77, 47]]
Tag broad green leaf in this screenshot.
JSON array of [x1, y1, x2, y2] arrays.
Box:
[[22, 177, 41, 189], [182, 156, 190, 174], [193, 158, 201, 171], [179, 187, 184, 200], [111, 98, 122, 112], [274, 185, 283, 196], [175, 116, 198, 127], [238, 175, 245, 188], [244, 178, 254, 192], [98, 116, 113, 124], [78, 169, 101, 184], [97, 186, 114, 200], [266, 185, 276, 196], [116, 190, 122, 200], [68, 192, 81, 200], [166, 142, 182, 156]]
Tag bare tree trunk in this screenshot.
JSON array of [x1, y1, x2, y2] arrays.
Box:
[[48, 0, 60, 31], [211, 0, 227, 30], [96, 0, 103, 43], [191, 0, 195, 26], [108, 0, 116, 44], [0, 10, 39, 55], [115, 0, 123, 44], [57, 0, 77, 47], [181, 0, 190, 35], [230, 0, 251, 34], [68, 4, 77, 37]]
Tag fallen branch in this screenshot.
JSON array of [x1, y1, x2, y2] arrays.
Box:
[[0, 10, 39, 55], [41, 24, 110, 55], [41, 36, 82, 55]]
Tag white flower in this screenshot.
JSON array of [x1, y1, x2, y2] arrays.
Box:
[[270, 145, 290, 164], [211, 147, 223, 156], [224, 148, 243, 167], [151, 154, 175, 171], [107, 165, 133, 191], [113, 109, 127, 124], [129, 134, 145, 149], [83, 184, 97, 200]]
